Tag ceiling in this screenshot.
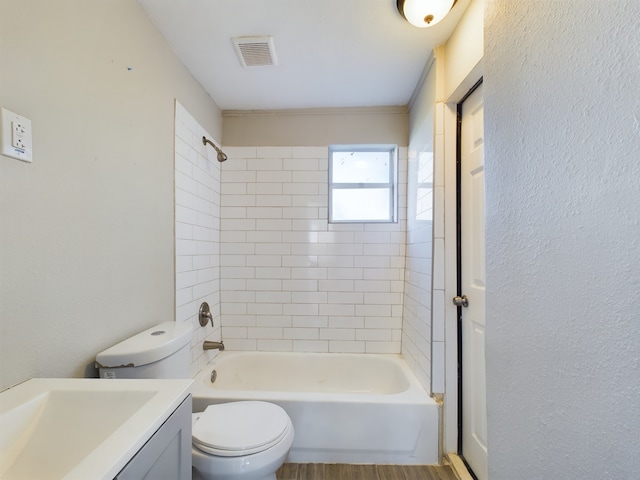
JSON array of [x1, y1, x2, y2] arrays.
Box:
[[137, 0, 470, 111]]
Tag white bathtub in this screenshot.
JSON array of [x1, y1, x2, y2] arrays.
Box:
[[191, 351, 439, 465]]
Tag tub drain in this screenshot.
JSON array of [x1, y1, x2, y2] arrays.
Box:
[[210, 369, 217, 383]]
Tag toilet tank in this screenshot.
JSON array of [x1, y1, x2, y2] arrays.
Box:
[[96, 321, 192, 379]]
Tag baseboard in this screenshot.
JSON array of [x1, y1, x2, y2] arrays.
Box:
[[445, 453, 476, 480]]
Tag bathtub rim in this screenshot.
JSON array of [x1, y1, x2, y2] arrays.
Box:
[[191, 351, 435, 407]]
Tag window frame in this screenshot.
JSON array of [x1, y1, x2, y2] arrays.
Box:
[[328, 144, 398, 224]]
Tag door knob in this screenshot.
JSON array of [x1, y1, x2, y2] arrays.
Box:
[[452, 295, 469, 307]]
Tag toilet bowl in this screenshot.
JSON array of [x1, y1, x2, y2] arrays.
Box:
[[95, 322, 294, 480], [191, 401, 294, 480]]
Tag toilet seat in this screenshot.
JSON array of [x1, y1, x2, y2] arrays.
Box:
[[192, 401, 291, 457]]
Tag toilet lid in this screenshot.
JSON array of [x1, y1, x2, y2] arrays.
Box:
[[192, 401, 290, 457]]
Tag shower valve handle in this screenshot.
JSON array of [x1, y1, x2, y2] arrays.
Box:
[[199, 302, 214, 327]]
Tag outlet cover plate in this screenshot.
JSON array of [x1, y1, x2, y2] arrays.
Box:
[[1, 107, 33, 162]]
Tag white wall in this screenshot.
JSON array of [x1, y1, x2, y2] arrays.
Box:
[[440, 0, 484, 101], [218, 146, 408, 353], [485, 1, 640, 478], [0, 0, 222, 390], [174, 102, 223, 375]]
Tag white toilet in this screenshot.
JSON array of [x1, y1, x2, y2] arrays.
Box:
[[95, 321, 294, 480]]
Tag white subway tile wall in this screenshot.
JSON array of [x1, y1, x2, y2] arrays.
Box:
[[403, 142, 435, 394], [431, 102, 447, 393], [174, 102, 222, 376], [173, 122, 438, 395], [220, 146, 408, 355]]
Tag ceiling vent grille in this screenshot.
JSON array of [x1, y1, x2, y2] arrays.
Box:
[[232, 36, 278, 68]]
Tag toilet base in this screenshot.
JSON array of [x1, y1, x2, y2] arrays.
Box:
[[192, 469, 275, 480]]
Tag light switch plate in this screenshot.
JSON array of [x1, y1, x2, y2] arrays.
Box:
[[1, 107, 33, 162]]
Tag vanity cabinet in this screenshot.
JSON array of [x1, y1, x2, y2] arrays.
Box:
[[115, 395, 192, 480]]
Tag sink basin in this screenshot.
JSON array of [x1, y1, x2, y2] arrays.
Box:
[[0, 378, 192, 479]]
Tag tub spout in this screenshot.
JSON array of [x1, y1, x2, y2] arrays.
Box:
[[203, 340, 225, 351]]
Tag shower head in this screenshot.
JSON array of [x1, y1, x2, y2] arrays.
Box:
[[202, 136, 228, 162]]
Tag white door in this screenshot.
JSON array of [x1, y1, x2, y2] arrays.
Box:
[[460, 84, 488, 480]]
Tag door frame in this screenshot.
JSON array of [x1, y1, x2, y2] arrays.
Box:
[[440, 62, 484, 460], [455, 78, 483, 478]]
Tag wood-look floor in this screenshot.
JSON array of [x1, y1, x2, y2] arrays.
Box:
[[276, 463, 458, 480]]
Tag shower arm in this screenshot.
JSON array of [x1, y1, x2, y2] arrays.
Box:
[[202, 136, 228, 162]]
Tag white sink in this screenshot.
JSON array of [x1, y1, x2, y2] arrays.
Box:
[[0, 378, 192, 480]]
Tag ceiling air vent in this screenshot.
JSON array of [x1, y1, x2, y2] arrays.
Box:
[[232, 36, 278, 68]]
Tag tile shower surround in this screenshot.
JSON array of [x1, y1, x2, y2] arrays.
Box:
[[174, 102, 222, 376], [219, 146, 408, 356], [174, 105, 442, 394]]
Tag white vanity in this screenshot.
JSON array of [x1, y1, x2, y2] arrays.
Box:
[[0, 378, 193, 479]]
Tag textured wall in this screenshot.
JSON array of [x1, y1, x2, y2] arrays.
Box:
[[484, 1, 640, 478]]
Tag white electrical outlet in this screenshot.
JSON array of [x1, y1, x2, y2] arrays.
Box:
[[1, 107, 32, 162]]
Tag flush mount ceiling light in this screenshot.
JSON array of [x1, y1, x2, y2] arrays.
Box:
[[397, 0, 457, 28]]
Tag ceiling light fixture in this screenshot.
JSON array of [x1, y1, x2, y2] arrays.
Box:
[[396, 0, 457, 28]]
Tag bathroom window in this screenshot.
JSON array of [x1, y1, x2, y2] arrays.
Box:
[[328, 145, 397, 223]]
